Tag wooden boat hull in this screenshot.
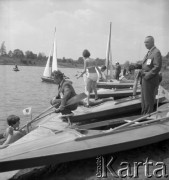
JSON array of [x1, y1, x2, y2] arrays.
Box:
[[0, 103, 169, 172], [97, 81, 134, 89], [90, 88, 141, 99], [70, 94, 165, 122], [41, 76, 69, 83], [41, 76, 55, 83]]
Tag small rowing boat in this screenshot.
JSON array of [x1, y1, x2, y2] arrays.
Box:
[[13, 68, 19, 72]]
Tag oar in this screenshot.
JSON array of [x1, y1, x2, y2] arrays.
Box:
[[27, 104, 59, 123], [20, 93, 87, 130], [112, 107, 169, 132]]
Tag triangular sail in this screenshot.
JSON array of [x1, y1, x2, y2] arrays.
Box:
[[43, 49, 52, 77], [105, 22, 113, 79], [52, 28, 58, 72]]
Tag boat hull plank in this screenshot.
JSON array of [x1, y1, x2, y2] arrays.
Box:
[[90, 88, 141, 99], [97, 82, 134, 89]]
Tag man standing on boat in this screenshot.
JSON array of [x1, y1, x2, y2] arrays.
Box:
[[50, 70, 78, 114], [114, 62, 121, 80], [140, 36, 162, 115]]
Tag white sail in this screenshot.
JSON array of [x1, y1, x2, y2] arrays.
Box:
[[43, 49, 52, 77], [52, 29, 58, 72], [105, 22, 113, 79]]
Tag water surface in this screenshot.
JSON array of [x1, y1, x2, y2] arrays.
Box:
[[0, 65, 84, 132]]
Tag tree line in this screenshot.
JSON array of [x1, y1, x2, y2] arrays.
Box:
[[0, 41, 105, 66], [0, 41, 168, 69]]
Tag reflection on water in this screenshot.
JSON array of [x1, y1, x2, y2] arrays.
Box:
[[0, 65, 84, 132]]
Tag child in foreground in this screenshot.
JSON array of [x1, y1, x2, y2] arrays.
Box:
[[0, 115, 30, 149]]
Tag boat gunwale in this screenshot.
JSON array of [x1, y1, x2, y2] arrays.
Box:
[[75, 116, 169, 141]]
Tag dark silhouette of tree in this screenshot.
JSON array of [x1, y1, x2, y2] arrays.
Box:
[[8, 50, 13, 57], [37, 52, 46, 60], [25, 51, 37, 59], [13, 49, 24, 58], [77, 57, 84, 64]]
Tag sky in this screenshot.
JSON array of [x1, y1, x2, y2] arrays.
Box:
[[0, 0, 169, 63]]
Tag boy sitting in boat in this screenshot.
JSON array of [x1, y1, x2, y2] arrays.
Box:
[[0, 115, 30, 149], [50, 70, 78, 115]]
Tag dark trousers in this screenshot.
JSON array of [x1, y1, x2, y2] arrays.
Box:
[[141, 79, 157, 115], [115, 72, 120, 80], [50, 98, 77, 115]]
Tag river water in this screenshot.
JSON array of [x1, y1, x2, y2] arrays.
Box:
[[0, 65, 84, 132]]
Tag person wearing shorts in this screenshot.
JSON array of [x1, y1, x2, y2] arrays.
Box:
[[77, 49, 102, 107]]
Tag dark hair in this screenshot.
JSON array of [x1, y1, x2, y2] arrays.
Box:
[[52, 70, 64, 79], [82, 49, 90, 58], [101, 65, 106, 71], [7, 115, 20, 126], [128, 64, 135, 71], [135, 63, 142, 69]]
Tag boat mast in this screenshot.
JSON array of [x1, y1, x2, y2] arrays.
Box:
[[105, 22, 113, 79], [51, 27, 58, 72]]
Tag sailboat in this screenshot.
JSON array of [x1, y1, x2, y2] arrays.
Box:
[[41, 28, 58, 83], [97, 22, 134, 89]]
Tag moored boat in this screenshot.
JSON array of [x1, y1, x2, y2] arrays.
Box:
[[90, 87, 141, 99], [0, 102, 169, 172], [70, 92, 165, 123], [97, 22, 134, 89]]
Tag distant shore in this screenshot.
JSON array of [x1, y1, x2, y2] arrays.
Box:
[[0, 56, 83, 69]]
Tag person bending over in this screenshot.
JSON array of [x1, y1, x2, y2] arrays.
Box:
[[50, 70, 78, 114]]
